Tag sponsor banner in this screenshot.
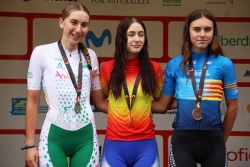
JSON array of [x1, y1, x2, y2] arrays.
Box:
[[0, 84, 46, 128], [33, 19, 163, 59], [226, 136, 250, 166], [1, 17, 163, 60], [0, 0, 250, 17], [168, 22, 250, 59], [1, 15, 249, 63], [10, 98, 48, 115], [0, 1, 249, 167], [10, 97, 99, 116], [217, 22, 250, 59]]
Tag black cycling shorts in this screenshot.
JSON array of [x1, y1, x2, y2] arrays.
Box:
[[169, 130, 228, 167]]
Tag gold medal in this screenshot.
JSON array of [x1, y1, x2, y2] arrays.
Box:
[[74, 102, 81, 114], [192, 108, 202, 120]]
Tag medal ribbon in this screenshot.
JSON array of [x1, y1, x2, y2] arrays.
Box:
[[58, 40, 82, 114], [188, 53, 209, 109], [122, 74, 141, 127]]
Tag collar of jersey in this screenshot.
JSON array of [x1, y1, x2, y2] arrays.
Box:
[[62, 45, 79, 56], [191, 52, 209, 59]]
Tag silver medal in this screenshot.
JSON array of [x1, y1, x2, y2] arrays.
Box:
[[74, 102, 81, 114]]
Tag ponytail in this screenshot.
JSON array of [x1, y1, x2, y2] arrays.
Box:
[[78, 42, 94, 77]]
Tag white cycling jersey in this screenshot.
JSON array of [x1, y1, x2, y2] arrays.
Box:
[[27, 42, 101, 131]]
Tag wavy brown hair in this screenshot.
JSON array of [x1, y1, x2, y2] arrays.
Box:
[[181, 9, 224, 76], [61, 3, 94, 77], [109, 17, 158, 99]]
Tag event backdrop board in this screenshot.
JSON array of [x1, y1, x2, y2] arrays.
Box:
[[0, 0, 249, 167]]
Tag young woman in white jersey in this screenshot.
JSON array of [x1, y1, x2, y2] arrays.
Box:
[[24, 3, 107, 167]]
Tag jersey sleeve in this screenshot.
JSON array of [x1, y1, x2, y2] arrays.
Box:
[[161, 58, 176, 96], [100, 62, 111, 98], [222, 58, 238, 99], [88, 48, 102, 90], [151, 61, 163, 100], [27, 46, 43, 90]]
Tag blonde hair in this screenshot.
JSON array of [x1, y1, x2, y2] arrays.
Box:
[[61, 3, 94, 77]]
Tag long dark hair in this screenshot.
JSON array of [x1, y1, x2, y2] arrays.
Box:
[[108, 17, 158, 99], [180, 9, 224, 76]]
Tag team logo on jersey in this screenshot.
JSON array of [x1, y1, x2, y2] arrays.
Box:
[[57, 62, 65, 69], [230, 89, 238, 95], [194, 70, 211, 77], [27, 72, 33, 78], [55, 58, 63, 61], [55, 71, 78, 79], [55, 58, 65, 69], [207, 61, 212, 64]]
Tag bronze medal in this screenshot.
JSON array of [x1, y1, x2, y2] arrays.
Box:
[[192, 108, 202, 120], [74, 102, 81, 114]]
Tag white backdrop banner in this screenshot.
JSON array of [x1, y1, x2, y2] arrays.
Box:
[[0, 0, 249, 167]]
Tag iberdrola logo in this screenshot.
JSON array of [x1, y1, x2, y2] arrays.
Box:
[[218, 35, 250, 46]]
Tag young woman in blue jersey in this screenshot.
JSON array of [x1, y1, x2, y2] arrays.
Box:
[[24, 3, 107, 167], [152, 9, 238, 167]]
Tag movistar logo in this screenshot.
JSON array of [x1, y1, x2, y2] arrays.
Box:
[[218, 35, 250, 46], [244, 70, 250, 77], [85, 29, 112, 48]]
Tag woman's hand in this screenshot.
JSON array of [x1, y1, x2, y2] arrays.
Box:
[[26, 147, 38, 167]]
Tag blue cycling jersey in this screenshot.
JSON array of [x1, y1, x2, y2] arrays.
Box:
[[162, 52, 238, 130]]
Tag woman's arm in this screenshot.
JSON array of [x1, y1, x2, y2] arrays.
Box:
[[152, 94, 175, 114], [25, 89, 41, 167], [168, 96, 177, 110], [90, 72, 108, 114], [222, 99, 238, 143], [90, 89, 108, 114]]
